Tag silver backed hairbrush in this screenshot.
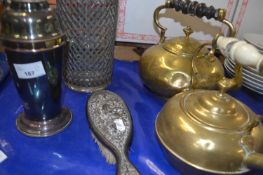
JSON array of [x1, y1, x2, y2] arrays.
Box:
[[87, 90, 140, 175]]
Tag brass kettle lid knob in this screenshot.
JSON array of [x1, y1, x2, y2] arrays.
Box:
[[183, 26, 193, 38]]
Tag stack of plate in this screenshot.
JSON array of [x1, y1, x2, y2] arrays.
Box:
[[224, 33, 263, 95]]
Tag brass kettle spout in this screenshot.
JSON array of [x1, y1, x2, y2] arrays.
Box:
[[245, 153, 263, 170], [241, 130, 263, 170]]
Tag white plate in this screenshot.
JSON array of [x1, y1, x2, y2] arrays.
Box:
[[227, 58, 260, 75], [226, 58, 263, 80], [225, 60, 263, 83], [225, 62, 263, 84], [243, 83, 263, 95], [225, 65, 263, 94], [225, 64, 263, 89], [243, 33, 263, 51]]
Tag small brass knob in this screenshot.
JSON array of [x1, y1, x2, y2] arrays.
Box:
[[218, 9, 226, 21], [183, 26, 193, 38]]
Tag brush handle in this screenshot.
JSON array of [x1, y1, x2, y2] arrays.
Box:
[[117, 153, 140, 175]]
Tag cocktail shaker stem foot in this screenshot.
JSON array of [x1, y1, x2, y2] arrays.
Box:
[[16, 107, 72, 137]]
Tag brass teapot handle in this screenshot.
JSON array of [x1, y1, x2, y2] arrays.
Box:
[[154, 0, 236, 43]]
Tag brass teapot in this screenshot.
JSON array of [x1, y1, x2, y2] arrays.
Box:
[[155, 35, 263, 174], [139, 0, 235, 98]]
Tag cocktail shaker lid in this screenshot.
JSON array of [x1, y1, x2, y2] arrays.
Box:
[[0, 0, 65, 50]]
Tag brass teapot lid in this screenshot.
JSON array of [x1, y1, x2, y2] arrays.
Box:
[[184, 90, 251, 130], [162, 26, 202, 56]]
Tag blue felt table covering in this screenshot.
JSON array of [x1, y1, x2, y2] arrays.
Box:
[[0, 60, 263, 175]]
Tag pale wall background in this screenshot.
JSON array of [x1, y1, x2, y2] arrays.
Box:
[[116, 0, 263, 44]]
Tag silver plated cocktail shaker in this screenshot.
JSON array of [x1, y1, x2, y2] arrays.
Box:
[[0, 0, 72, 137]]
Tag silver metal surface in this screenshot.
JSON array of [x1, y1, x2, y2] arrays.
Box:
[[56, 0, 118, 92], [0, 0, 60, 42], [87, 90, 140, 175], [16, 107, 72, 137], [0, 0, 72, 137]]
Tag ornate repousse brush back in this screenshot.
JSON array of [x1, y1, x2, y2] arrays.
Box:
[[56, 0, 119, 92]]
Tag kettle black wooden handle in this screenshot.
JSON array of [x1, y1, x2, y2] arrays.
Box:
[[154, 0, 234, 43], [170, 0, 225, 21]]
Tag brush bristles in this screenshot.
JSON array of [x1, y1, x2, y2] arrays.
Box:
[[91, 132, 117, 164]]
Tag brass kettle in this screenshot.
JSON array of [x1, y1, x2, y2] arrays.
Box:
[[139, 0, 235, 98], [155, 35, 263, 174]]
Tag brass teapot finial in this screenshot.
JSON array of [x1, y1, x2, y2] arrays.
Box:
[[183, 26, 193, 39]]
